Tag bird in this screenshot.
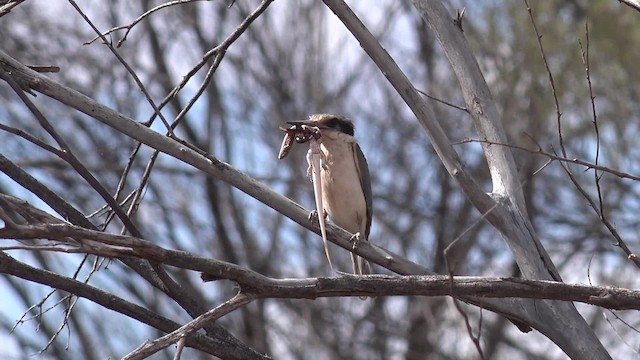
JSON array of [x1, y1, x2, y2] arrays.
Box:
[[287, 114, 373, 275]]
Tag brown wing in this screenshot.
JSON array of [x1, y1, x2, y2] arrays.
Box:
[[353, 143, 373, 239]]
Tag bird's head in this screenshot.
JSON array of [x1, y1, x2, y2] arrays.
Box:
[[287, 114, 355, 137]]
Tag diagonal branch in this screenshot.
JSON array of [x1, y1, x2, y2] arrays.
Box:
[[122, 293, 255, 360], [0, 45, 592, 348], [617, 0, 640, 13], [0, 74, 142, 239], [0, 251, 268, 360], [320, 1, 496, 218], [0, 158, 263, 359], [321, 0, 611, 358]]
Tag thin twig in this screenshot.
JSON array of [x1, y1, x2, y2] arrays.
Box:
[[110, 0, 274, 230], [0, 123, 62, 155], [0, 68, 142, 238], [0, 252, 259, 359], [455, 138, 640, 182], [523, 0, 565, 157], [122, 293, 255, 360], [40, 295, 78, 353], [84, 0, 209, 47], [523, 2, 640, 268], [445, 250, 486, 359], [415, 88, 468, 112], [602, 311, 640, 355], [579, 22, 606, 225], [67, 0, 174, 134]]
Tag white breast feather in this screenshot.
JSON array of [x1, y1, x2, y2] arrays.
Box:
[[320, 136, 367, 237]]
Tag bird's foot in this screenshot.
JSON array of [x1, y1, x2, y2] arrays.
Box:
[[335, 270, 353, 276], [307, 209, 328, 222], [308, 210, 317, 222], [349, 232, 362, 251], [306, 164, 313, 181]]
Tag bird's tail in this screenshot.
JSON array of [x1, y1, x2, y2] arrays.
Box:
[[352, 253, 371, 300], [351, 253, 371, 275]]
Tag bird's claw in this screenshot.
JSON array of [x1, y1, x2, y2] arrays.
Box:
[[350, 232, 362, 251], [335, 270, 352, 276], [306, 164, 313, 181], [308, 209, 327, 223]]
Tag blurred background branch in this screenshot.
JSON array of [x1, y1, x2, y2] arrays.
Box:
[[1, 0, 640, 359]]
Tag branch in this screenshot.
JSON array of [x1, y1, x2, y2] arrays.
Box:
[[108, 0, 273, 231], [0, 48, 411, 276], [320, 0, 496, 217], [322, 0, 611, 358], [0, 45, 587, 342], [0, 0, 25, 17], [456, 138, 640, 183], [123, 293, 255, 360], [0, 251, 268, 359], [523, 2, 640, 270], [2, 220, 640, 310], [617, 0, 640, 13], [0, 69, 142, 237], [3, 241, 639, 311], [0, 170, 264, 359], [68, 0, 174, 133], [84, 0, 210, 47]]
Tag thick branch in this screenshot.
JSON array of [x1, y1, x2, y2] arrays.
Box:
[[123, 293, 255, 360], [320, 0, 496, 216], [2, 222, 639, 310], [408, 0, 563, 281], [0, 45, 600, 352], [412, 2, 524, 209], [617, 0, 640, 13], [0, 44, 537, 335], [0, 180, 264, 359], [415, 0, 609, 356], [2, 240, 638, 310], [321, 1, 610, 358]]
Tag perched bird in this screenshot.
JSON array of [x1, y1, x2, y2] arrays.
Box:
[[288, 114, 373, 274]]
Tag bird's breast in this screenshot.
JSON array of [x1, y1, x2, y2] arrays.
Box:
[[319, 142, 367, 235]]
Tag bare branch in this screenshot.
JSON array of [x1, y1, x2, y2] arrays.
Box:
[[415, 88, 468, 112], [2, 220, 640, 310], [0, 68, 142, 237], [456, 138, 640, 183], [0, 251, 268, 359], [6, 244, 640, 311], [67, 0, 174, 134], [123, 293, 255, 360], [523, 2, 640, 269], [523, 0, 566, 157], [84, 0, 210, 47], [324, 0, 611, 357], [617, 0, 640, 13], [173, 337, 187, 360], [0, 0, 25, 17], [112, 0, 274, 228]]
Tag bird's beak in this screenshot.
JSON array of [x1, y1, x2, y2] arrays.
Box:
[[286, 120, 314, 126], [283, 120, 322, 144]]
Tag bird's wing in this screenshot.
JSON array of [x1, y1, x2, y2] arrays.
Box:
[[354, 143, 373, 239]]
